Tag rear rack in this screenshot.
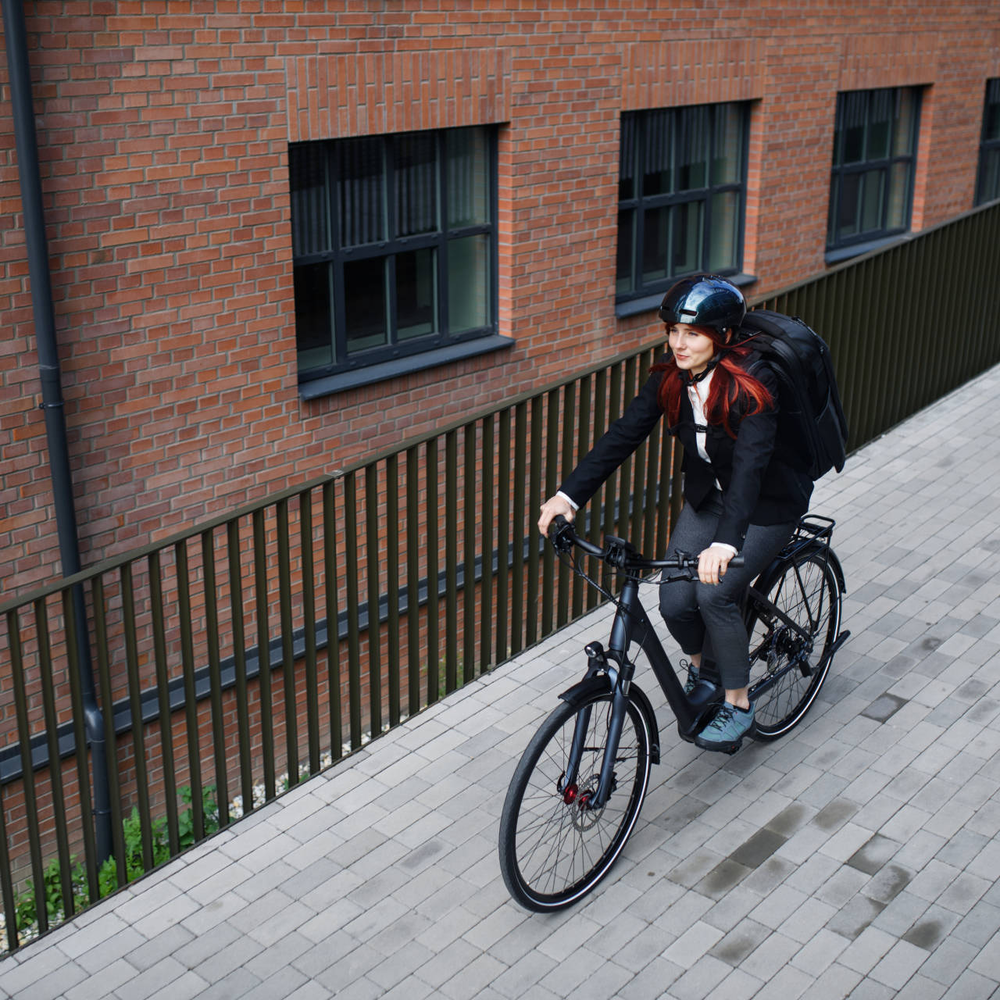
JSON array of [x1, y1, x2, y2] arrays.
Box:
[[779, 514, 835, 562]]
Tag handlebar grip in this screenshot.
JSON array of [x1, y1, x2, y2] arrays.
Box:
[[549, 514, 576, 553]]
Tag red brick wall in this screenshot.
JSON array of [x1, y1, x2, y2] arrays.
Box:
[[1, 3, 997, 593]]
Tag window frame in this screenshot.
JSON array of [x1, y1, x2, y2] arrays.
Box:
[[827, 87, 922, 252], [289, 126, 499, 387], [975, 78, 1000, 207], [615, 101, 752, 308]]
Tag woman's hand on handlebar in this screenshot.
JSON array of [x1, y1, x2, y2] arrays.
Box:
[[698, 544, 735, 585], [538, 495, 576, 537]]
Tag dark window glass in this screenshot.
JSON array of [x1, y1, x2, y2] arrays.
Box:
[[616, 101, 749, 304], [395, 133, 438, 237], [397, 248, 437, 340], [288, 126, 496, 380], [975, 79, 1000, 206], [293, 263, 333, 370], [337, 137, 384, 248], [828, 87, 921, 250], [344, 258, 386, 355]]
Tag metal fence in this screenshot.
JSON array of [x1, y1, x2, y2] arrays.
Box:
[[2, 199, 999, 952]]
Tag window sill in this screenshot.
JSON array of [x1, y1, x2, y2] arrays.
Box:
[[615, 273, 758, 319], [299, 334, 514, 400], [825, 234, 909, 265]]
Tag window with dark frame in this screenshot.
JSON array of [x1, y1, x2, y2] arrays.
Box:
[[975, 79, 1000, 206], [289, 126, 497, 383], [827, 87, 921, 251], [616, 102, 750, 305]]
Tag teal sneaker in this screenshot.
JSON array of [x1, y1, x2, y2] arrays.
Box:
[[681, 659, 699, 696], [694, 702, 755, 754]]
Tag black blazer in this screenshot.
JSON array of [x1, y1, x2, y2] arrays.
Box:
[[559, 360, 813, 551]]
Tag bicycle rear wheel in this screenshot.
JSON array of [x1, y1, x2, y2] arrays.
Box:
[[498, 688, 652, 911], [744, 548, 842, 740]]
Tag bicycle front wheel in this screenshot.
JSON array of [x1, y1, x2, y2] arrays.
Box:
[[498, 688, 653, 911], [745, 549, 842, 740]]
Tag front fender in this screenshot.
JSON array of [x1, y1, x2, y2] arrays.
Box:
[[558, 675, 660, 766]]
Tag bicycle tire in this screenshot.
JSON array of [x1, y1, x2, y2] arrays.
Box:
[[744, 547, 842, 740], [498, 687, 653, 911]]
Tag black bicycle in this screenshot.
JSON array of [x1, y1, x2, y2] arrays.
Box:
[[498, 514, 849, 912]]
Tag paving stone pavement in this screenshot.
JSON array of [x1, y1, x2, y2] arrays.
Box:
[[4, 364, 1000, 1000]]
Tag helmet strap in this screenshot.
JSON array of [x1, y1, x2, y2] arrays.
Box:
[[679, 353, 722, 386]]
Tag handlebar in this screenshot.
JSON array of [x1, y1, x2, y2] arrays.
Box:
[[548, 515, 744, 573]]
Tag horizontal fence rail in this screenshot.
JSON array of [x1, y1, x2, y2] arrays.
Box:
[[2, 199, 999, 952]]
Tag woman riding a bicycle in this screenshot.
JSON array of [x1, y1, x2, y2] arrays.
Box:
[[538, 274, 814, 753]]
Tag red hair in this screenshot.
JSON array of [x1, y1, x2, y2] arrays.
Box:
[[651, 326, 773, 438]]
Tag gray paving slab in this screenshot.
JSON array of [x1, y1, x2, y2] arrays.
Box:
[[5, 363, 1000, 999]]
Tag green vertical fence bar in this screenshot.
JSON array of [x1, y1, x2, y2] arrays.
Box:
[[878, 249, 903, 437], [916, 231, 942, 412], [406, 449, 422, 715], [480, 417, 495, 671], [654, 430, 672, 557], [445, 431, 459, 693], [252, 509, 276, 800], [541, 389, 559, 636], [32, 597, 74, 918], [174, 542, 205, 844], [941, 223, 963, 388], [602, 362, 623, 595], [60, 589, 97, 902], [495, 413, 510, 667], [365, 464, 383, 734], [426, 439, 440, 704], [837, 259, 864, 450], [526, 396, 543, 645], [643, 404, 661, 559], [462, 422, 477, 683], [884, 247, 909, 433], [225, 521, 254, 815], [148, 552, 179, 849], [590, 368, 608, 611], [571, 377, 591, 620], [323, 480, 343, 759], [277, 499, 299, 787], [300, 491, 321, 772], [7, 608, 46, 935], [91, 576, 130, 878], [511, 401, 527, 655], [618, 355, 637, 537], [202, 529, 230, 827], [630, 351, 651, 547], [0, 774, 17, 949], [344, 473, 363, 747], [120, 562, 154, 865], [386, 455, 402, 724], [557, 381, 576, 628]]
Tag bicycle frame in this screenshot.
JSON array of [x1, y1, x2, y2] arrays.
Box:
[[556, 526, 848, 809]]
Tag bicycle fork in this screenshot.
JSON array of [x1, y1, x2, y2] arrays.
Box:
[[560, 673, 631, 812]]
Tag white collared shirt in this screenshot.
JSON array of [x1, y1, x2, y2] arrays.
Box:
[[686, 369, 737, 557]]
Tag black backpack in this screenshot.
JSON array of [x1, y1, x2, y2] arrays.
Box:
[[740, 309, 849, 480]]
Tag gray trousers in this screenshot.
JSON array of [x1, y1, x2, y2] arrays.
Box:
[[658, 495, 795, 690]]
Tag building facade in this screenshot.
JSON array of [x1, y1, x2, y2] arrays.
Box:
[[2, 1, 999, 593]]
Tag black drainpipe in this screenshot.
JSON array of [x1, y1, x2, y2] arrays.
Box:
[[2, 0, 112, 863]]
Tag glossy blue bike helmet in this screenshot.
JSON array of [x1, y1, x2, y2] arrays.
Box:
[[657, 274, 746, 335]]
